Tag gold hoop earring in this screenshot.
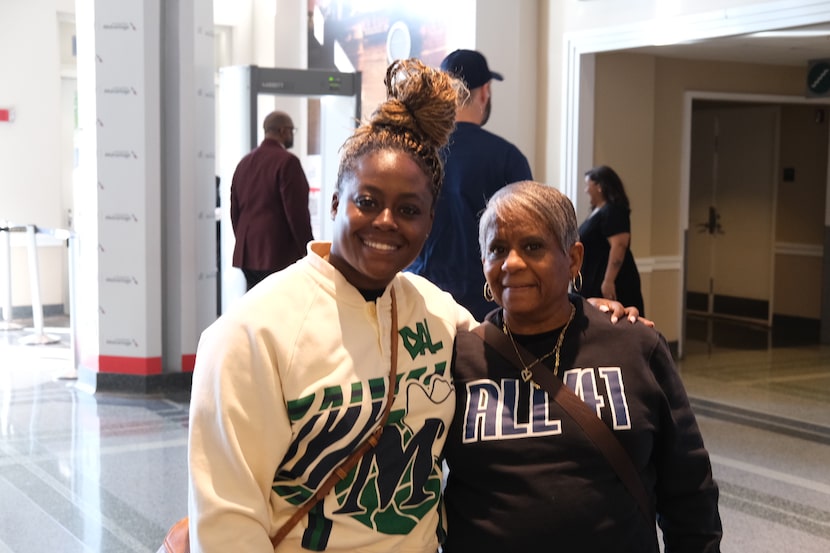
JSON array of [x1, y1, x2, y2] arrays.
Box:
[[483, 282, 495, 302], [571, 271, 583, 293]]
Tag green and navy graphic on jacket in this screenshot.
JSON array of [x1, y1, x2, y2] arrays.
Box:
[[273, 318, 450, 550]]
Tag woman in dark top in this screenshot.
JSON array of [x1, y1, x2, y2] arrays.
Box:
[[578, 165, 645, 315]]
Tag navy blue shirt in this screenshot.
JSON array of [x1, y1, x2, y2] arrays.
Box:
[[407, 122, 532, 320]]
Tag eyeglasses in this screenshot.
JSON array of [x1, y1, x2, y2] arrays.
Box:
[[282, 127, 297, 134]]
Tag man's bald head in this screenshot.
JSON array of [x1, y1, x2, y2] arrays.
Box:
[[263, 111, 296, 149]]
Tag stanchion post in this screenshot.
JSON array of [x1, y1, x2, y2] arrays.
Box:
[[67, 232, 79, 372], [19, 224, 60, 346], [0, 222, 22, 331]]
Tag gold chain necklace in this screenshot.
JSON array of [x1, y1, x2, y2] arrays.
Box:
[[503, 303, 576, 387]]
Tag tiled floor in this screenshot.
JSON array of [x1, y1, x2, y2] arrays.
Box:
[[678, 316, 830, 552], [1, 314, 829, 552], [1, 319, 189, 553]]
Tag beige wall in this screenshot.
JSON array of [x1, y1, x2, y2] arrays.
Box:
[[537, 0, 557, 184], [777, 104, 828, 245], [651, 56, 806, 253], [775, 255, 824, 318], [593, 54, 655, 256], [590, 52, 826, 339], [775, 104, 829, 319]]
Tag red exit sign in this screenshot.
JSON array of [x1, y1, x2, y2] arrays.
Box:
[[0, 109, 16, 122]]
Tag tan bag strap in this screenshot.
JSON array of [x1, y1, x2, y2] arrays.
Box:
[[270, 287, 399, 547]]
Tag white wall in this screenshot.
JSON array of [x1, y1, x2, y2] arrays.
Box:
[[0, 1, 66, 226], [0, 0, 69, 311], [475, 0, 539, 177]]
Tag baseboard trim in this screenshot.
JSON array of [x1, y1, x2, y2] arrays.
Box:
[[76, 367, 193, 395], [8, 304, 66, 319]]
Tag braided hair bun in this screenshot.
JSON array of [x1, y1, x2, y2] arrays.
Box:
[[336, 58, 468, 204]]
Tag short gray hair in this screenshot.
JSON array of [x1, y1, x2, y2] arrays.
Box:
[[478, 180, 579, 256]]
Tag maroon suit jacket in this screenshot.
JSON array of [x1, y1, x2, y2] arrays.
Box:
[[230, 138, 314, 272]]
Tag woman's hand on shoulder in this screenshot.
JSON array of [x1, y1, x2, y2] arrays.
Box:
[[587, 298, 655, 328]]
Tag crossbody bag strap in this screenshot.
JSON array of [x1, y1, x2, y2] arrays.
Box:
[[471, 321, 655, 531], [271, 288, 400, 548]]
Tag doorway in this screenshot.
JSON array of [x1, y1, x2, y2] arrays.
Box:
[[684, 96, 830, 352], [686, 102, 779, 325]]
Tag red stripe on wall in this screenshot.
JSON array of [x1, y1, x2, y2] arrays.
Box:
[[181, 354, 196, 372], [98, 356, 163, 375]]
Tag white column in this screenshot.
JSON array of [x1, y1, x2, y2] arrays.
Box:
[[162, 0, 216, 372], [75, 0, 163, 383]]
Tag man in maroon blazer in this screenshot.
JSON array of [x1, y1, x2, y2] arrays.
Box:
[[231, 111, 314, 290]]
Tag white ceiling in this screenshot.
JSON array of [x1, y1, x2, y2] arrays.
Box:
[[620, 22, 830, 67]]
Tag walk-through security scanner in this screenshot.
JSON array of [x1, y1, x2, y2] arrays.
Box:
[[217, 65, 361, 312]]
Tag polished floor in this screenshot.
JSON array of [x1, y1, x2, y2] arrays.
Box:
[[1, 314, 829, 552]]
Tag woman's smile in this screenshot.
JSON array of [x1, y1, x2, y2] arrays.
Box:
[[361, 237, 400, 252]]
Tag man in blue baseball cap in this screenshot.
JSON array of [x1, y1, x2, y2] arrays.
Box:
[[440, 49, 503, 123], [441, 49, 503, 88], [407, 49, 532, 320]]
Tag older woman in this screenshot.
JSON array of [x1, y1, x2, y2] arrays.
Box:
[[443, 181, 722, 552]]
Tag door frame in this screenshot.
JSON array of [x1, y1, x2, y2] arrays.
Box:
[[680, 91, 829, 355], [684, 100, 781, 328]]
